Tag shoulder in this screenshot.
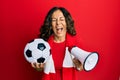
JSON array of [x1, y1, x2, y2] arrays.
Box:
[[67, 33, 76, 40], [66, 33, 83, 49], [66, 33, 77, 47], [47, 35, 54, 48]]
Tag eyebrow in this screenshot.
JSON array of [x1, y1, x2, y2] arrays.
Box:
[[51, 17, 65, 19]]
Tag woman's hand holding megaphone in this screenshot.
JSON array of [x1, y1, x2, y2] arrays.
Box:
[[73, 58, 83, 71]]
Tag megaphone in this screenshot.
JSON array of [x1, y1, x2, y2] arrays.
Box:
[[71, 47, 99, 71]]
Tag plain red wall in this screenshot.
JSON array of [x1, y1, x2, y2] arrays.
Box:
[[1, 0, 120, 80]]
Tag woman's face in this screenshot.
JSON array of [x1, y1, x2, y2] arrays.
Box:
[[51, 10, 67, 39]]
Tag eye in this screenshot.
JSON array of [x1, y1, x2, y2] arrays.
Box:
[[51, 18, 56, 22], [60, 17, 65, 21]]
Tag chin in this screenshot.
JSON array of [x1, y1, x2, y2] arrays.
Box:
[[57, 34, 65, 37]]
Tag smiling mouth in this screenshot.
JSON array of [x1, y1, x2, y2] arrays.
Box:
[[57, 28, 63, 31], [56, 28, 63, 34]]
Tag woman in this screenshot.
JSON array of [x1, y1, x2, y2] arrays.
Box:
[[31, 7, 83, 80]]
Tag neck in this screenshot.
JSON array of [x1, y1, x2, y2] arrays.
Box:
[[54, 35, 66, 43]]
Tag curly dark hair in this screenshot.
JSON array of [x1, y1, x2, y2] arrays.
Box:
[[39, 7, 76, 41]]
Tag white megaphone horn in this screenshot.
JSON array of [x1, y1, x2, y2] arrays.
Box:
[[71, 46, 99, 71]]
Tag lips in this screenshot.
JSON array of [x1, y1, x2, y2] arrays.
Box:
[[56, 27, 63, 34]]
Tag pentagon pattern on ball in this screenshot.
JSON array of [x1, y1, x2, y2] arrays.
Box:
[[25, 49, 32, 57], [37, 43, 46, 51], [37, 57, 45, 63]]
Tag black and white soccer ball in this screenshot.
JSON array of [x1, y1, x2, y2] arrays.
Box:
[[24, 38, 51, 63]]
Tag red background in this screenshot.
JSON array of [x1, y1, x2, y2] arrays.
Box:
[[0, 0, 120, 80]]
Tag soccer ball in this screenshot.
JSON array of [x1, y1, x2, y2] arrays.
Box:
[[24, 38, 51, 63]]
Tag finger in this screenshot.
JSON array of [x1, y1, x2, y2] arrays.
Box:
[[31, 62, 36, 68], [36, 63, 40, 68], [39, 63, 44, 68]]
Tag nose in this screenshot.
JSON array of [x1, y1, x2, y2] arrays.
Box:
[[56, 19, 60, 25], [37, 57, 45, 63]]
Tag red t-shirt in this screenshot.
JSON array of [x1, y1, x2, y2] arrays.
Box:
[[52, 41, 66, 69], [50, 41, 66, 80]]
